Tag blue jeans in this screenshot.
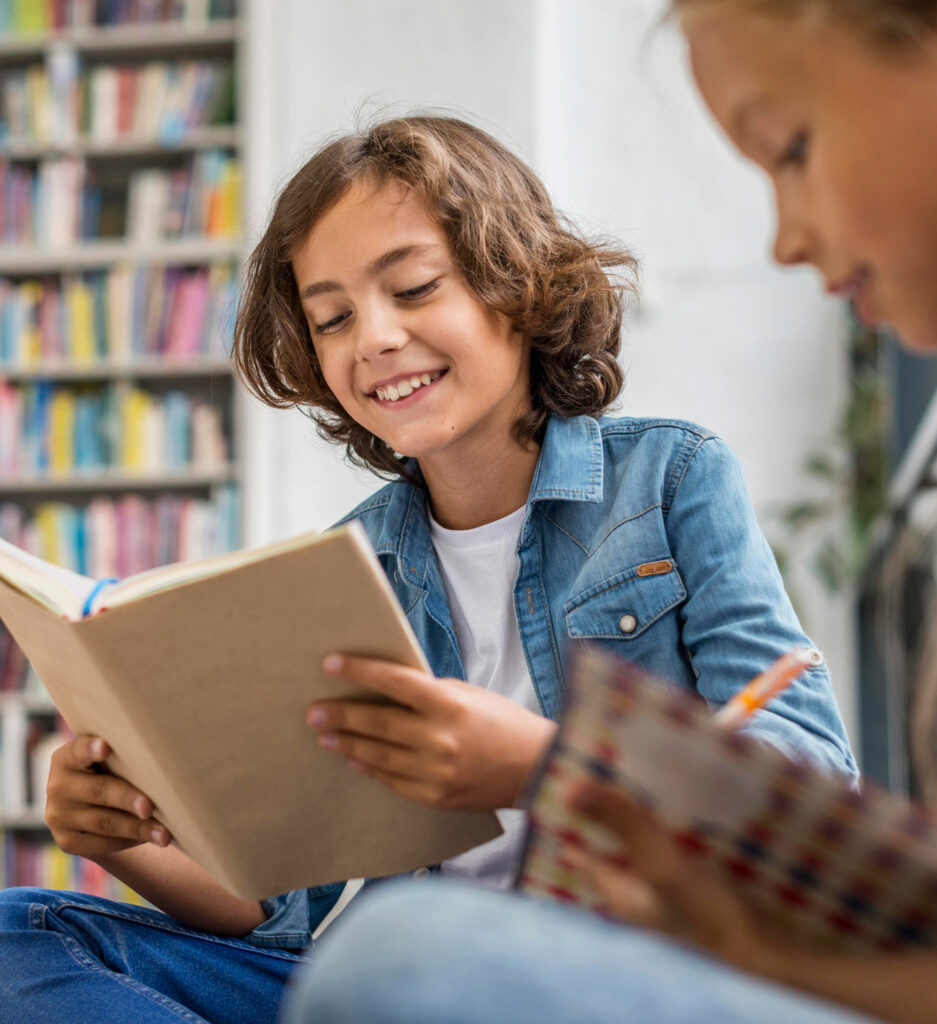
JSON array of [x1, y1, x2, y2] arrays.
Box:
[[282, 879, 884, 1024], [0, 887, 307, 1023]]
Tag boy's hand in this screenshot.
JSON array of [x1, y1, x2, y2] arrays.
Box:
[[308, 654, 556, 812], [45, 735, 172, 858], [565, 780, 775, 975]]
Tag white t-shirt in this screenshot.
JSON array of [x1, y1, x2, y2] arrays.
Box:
[[428, 503, 543, 890]]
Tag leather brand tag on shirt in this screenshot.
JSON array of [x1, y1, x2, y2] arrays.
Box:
[[636, 560, 674, 577]]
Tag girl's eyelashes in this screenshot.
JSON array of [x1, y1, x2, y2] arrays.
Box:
[[395, 278, 440, 301], [775, 129, 810, 170]]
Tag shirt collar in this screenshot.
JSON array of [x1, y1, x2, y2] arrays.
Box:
[[527, 414, 604, 504], [369, 414, 605, 584]]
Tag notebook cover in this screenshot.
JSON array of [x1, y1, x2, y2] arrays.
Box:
[[519, 643, 937, 952]]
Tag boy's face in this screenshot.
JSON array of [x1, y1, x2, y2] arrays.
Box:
[[684, 9, 937, 350], [292, 181, 530, 471]]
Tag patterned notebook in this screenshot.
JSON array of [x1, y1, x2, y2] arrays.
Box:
[[519, 644, 937, 952]]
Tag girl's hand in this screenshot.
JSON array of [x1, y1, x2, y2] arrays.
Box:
[[45, 735, 172, 858], [567, 780, 775, 975], [308, 654, 556, 811]]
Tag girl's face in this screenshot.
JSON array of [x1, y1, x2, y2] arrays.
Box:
[[292, 181, 530, 473], [683, 9, 937, 349]]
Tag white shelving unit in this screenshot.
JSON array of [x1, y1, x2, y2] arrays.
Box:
[[0, 238, 243, 273], [0, 5, 245, 893]]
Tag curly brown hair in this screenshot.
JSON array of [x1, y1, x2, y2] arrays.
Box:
[[233, 115, 638, 478]]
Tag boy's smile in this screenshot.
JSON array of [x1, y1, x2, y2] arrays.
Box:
[[292, 180, 534, 507], [371, 368, 446, 405]]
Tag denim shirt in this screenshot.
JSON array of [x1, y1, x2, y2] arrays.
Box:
[[248, 413, 857, 948]]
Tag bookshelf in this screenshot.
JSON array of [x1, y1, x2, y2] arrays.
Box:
[[0, 0, 244, 898]]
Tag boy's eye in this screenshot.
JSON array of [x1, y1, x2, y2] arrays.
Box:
[[775, 130, 810, 169], [314, 311, 351, 335], [395, 279, 439, 301]]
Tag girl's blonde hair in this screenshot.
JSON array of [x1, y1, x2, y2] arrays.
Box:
[[234, 115, 637, 478], [671, 0, 937, 44]]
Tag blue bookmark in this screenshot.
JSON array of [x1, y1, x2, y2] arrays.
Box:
[[82, 578, 119, 619]]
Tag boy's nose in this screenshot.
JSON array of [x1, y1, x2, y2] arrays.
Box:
[[354, 308, 408, 362]]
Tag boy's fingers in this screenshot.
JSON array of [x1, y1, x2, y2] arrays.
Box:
[[57, 808, 170, 846], [55, 829, 167, 857], [321, 654, 441, 711], [63, 735, 110, 771], [308, 700, 425, 745], [55, 830, 134, 857], [74, 772, 154, 820], [316, 731, 418, 777]]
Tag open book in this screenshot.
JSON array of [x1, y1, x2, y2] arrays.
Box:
[[520, 644, 937, 952], [0, 523, 500, 900]]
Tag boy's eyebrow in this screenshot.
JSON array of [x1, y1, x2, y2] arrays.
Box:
[[299, 244, 442, 300]]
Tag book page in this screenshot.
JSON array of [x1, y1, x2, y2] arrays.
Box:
[[0, 536, 96, 620], [98, 527, 326, 612], [2, 524, 490, 897]]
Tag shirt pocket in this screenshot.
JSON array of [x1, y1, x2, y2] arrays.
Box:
[[564, 560, 686, 641]]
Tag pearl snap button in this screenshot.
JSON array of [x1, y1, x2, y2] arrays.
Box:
[[618, 613, 638, 634], [412, 867, 431, 879]]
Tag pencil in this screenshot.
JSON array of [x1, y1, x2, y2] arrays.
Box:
[[712, 647, 823, 729]]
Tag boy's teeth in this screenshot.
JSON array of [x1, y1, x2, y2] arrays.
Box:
[[377, 371, 442, 402]]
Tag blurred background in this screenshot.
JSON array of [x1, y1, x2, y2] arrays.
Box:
[[2, 0, 935, 895]]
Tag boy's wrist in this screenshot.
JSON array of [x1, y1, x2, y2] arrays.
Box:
[[510, 716, 557, 807]]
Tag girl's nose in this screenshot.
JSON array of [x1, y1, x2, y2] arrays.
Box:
[[772, 185, 814, 268], [772, 217, 813, 268]]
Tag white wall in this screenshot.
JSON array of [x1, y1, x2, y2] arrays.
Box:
[[241, 0, 857, 745]]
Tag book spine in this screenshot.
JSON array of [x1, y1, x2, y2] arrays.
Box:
[[1, 152, 238, 246], [0, 262, 236, 366]]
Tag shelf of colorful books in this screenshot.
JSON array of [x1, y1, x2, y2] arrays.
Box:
[[1, 127, 241, 160], [0, 358, 234, 382], [0, 2, 244, 895], [0, 239, 243, 275], [0, 20, 240, 60], [0, 827, 149, 902]]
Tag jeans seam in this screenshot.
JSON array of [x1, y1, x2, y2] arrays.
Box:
[[56, 929, 209, 1024]]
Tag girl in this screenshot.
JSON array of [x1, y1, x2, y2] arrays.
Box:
[[283, 10, 937, 1024], [0, 115, 851, 1024]]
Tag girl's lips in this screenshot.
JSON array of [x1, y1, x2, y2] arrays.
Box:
[[849, 274, 877, 327], [827, 267, 877, 327]]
